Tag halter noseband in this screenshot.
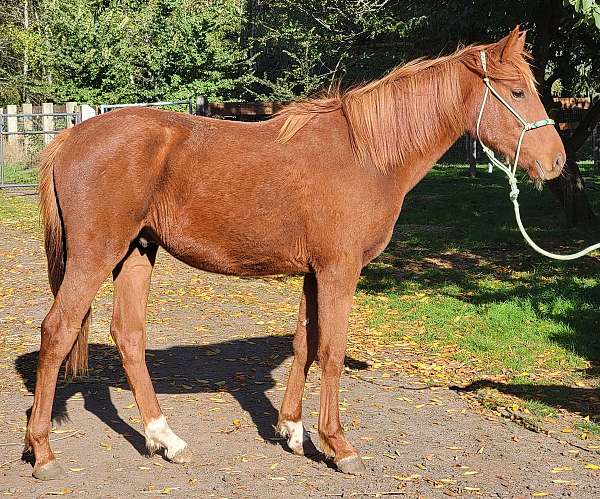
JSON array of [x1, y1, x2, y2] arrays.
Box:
[[475, 50, 600, 261]]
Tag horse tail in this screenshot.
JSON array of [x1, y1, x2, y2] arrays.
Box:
[[39, 128, 89, 378]]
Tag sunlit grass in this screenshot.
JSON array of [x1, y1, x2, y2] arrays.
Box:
[[359, 163, 600, 385]]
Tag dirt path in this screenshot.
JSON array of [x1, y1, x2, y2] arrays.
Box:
[[1, 224, 599, 498]]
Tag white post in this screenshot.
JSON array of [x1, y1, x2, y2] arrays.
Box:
[[6, 104, 17, 145], [42, 102, 54, 144], [79, 104, 96, 122], [22, 102, 33, 155], [0, 107, 4, 186], [66, 101, 76, 128]]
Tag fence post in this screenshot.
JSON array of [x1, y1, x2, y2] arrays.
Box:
[[42, 102, 54, 144], [0, 107, 4, 187], [195, 96, 208, 116], [594, 124, 599, 174], [466, 136, 477, 177], [79, 104, 96, 122], [23, 102, 33, 153], [66, 102, 77, 128], [6, 104, 17, 145]]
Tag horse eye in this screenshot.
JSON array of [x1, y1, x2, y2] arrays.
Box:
[[511, 89, 525, 100]]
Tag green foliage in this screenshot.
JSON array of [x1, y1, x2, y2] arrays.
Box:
[[567, 0, 600, 29], [0, 1, 599, 105], [39, 0, 254, 103], [244, 0, 404, 100]]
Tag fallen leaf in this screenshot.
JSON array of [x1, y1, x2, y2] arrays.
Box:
[[46, 489, 72, 496]]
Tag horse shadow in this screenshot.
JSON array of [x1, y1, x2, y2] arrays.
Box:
[[15, 335, 368, 462]]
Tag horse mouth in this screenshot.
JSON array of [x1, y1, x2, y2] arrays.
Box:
[[529, 160, 546, 190], [533, 160, 547, 180]]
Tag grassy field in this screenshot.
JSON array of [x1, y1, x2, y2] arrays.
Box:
[[360, 162, 600, 375], [1, 162, 38, 185], [354, 161, 600, 432], [1, 162, 599, 432]]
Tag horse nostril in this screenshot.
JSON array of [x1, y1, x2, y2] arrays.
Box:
[[554, 153, 564, 171]]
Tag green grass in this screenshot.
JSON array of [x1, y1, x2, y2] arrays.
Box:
[[356, 162, 600, 423], [1, 163, 38, 185], [576, 420, 600, 437]]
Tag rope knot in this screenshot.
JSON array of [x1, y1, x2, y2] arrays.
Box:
[[508, 177, 520, 201]]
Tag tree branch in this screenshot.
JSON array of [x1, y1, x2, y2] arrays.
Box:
[[567, 99, 600, 153]]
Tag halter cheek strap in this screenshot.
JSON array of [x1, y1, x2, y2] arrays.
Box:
[[476, 50, 600, 260]]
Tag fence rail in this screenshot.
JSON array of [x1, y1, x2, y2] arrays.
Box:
[[100, 99, 195, 115], [0, 102, 85, 188], [1, 96, 598, 189]]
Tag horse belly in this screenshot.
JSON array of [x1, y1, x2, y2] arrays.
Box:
[[159, 231, 310, 277]]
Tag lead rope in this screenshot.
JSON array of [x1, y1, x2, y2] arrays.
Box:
[[476, 50, 600, 261]]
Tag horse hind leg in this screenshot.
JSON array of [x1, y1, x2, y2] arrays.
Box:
[[111, 244, 192, 464], [26, 261, 116, 480]]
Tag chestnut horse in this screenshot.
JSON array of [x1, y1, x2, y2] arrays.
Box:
[[27, 27, 564, 480]]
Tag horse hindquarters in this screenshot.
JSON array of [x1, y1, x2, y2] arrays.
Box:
[[27, 130, 146, 479]]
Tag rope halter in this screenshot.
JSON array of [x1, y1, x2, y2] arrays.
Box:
[[476, 50, 600, 261]]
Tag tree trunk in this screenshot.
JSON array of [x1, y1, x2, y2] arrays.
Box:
[[528, 2, 596, 227], [547, 157, 595, 227], [546, 99, 600, 226]]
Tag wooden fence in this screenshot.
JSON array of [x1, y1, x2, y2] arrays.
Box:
[[1, 96, 597, 188], [0, 102, 96, 187]]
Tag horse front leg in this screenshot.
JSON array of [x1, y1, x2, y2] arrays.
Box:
[[277, 273, 318, 455], [316, 262, 366, 475], [111, 245, 192, 464]]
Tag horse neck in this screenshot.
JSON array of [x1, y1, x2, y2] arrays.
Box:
[[344, 60, 476, 191]]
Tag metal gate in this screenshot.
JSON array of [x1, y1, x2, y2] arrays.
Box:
[[99, 99, 196, 115], [0, 104, 82, 188]]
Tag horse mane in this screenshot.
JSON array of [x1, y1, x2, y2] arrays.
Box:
[[277, 42, 535, 173]]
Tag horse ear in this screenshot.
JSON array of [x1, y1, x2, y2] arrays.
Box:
[[495, 26, 525, 63]]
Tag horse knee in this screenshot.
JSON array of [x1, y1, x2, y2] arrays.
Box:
[[292, 341, 308, 364], [26, 421, 51, 446], [110, 324, 144, 366], [319, 347, 344, 376]]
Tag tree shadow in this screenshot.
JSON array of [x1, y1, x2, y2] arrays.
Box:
[[356, 166, 600, 417], [451, 380, 600, 422], [15, 335, 368, 463]]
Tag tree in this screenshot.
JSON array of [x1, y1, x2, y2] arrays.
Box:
[[39, 0, 255, 104], [240, 0, 402, 100], [390, 0, 600, 225], [0, 0, 45, 103]]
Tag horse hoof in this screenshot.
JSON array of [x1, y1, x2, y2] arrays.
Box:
[[169, 446, 193, 464], [336, 456, 367, 475], [32, 460, 65, 481]]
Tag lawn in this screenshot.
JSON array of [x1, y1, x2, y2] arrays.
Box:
[[354, 161, 600, 432], [1, 162, 38, 185], [1, 162, 600, 433]]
